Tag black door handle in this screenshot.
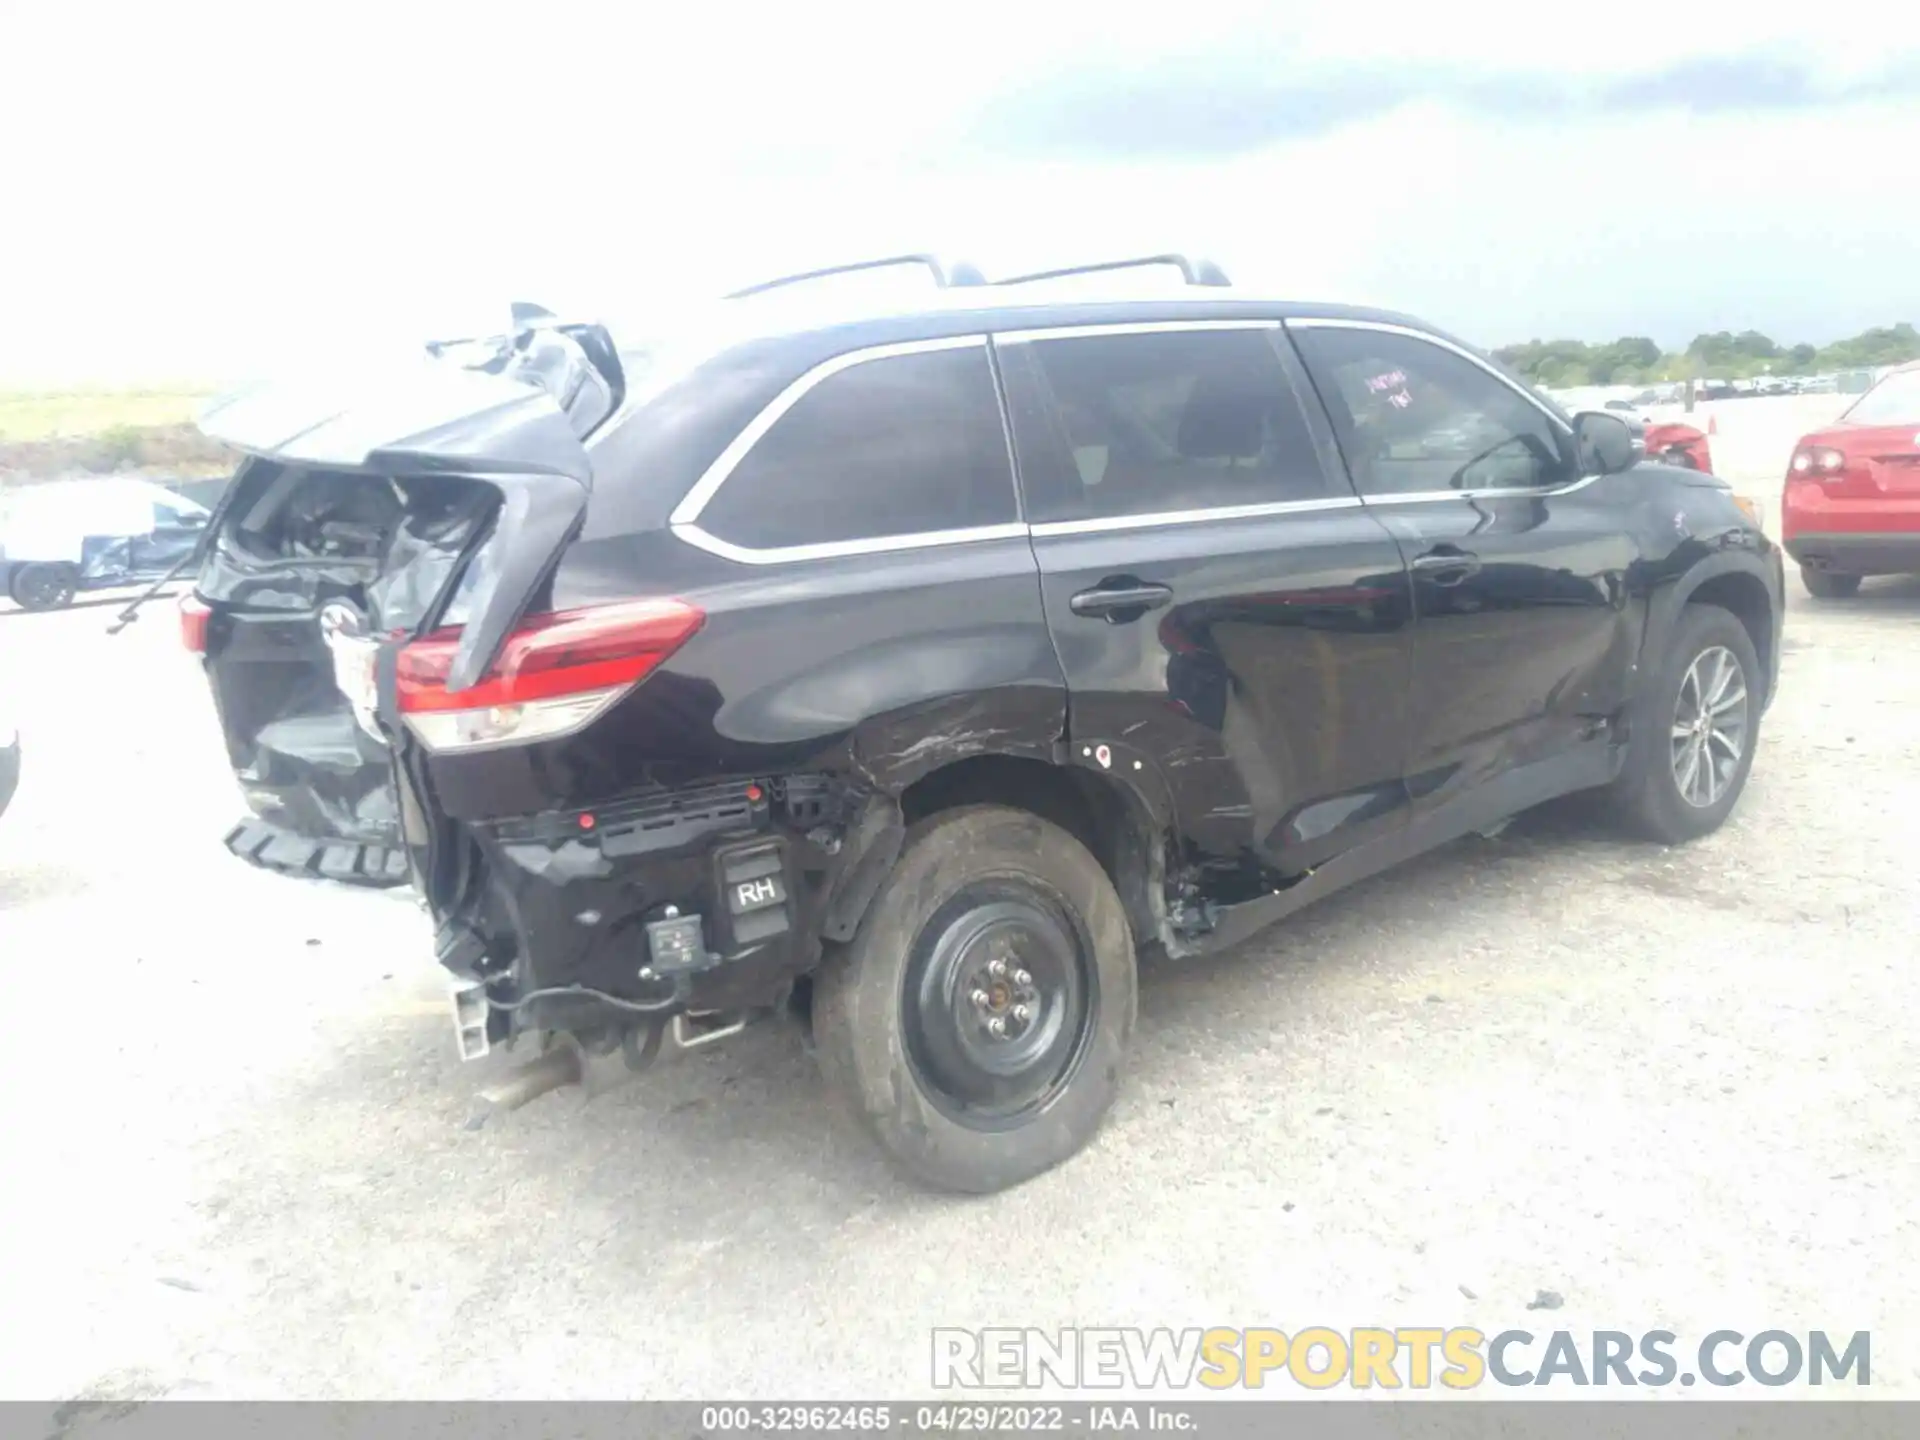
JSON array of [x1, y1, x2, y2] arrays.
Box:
[[1411, 548, 1481, 585], [1069, 582, 1175, 621]]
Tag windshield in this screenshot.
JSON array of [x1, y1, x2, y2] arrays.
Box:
[[1843, 369, 1920, 427]]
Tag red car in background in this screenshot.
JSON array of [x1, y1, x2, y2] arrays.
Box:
[[1643, 421, 1713, 472], [1782, 361, 1920, 598], [1601, 399, 1714, 471]]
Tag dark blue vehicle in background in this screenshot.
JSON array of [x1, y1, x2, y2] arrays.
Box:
[[0, 477, 212, 611]]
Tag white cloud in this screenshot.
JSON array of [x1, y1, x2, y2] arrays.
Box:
[[1, 2, 1917, 384]]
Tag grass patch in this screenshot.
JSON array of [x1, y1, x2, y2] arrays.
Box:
[[0, 387, 233, 479], [0, 387, 218, 443]]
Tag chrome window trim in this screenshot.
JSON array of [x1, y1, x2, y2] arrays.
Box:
[[993, 319, 1282, 344], [1354, 472, 1607, 505], [667, 319, 1327, 565], [668, 333, 993, 530], [671, 520, 1028, 567], [663, 314, 1606, 564], [1283, 317, 1574, 436], [1029, 495, 1361, 538]]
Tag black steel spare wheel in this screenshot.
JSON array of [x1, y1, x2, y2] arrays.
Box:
[[813, 805, 1137, 1194], [903, 884, 1096, 1129]]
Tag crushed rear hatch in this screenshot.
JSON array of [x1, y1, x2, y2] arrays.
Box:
[[190, 309, 622, 886]]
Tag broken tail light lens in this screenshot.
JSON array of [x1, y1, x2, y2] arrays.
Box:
[[397, 598, 704, 753], [179, 593, 211, 653]]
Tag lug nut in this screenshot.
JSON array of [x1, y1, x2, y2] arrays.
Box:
[[988, 958, 1006, 978], [1013, 969, 1032, 987], [987, 1017, 1006, 1037], [970, 989, 990, 1007], [1012, 1004, 1030, 1022]]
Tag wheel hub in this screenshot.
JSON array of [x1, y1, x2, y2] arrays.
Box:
[[965, 947, 1042, 1041]]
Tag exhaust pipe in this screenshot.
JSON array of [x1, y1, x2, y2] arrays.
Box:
[[475, 1043, 581, 1113], [462, 1006, 766, 1127], [466, 1020, 667, 1126]]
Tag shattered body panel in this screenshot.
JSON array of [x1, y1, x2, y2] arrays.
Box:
[[190, 319, 619, 886], [192, 463, 502, 885]]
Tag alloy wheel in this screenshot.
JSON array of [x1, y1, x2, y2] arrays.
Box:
[[1670, 644, 1748, 808]]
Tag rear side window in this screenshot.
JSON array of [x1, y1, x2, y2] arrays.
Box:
[[694, 343, 1018, 551], [1007, 327, 1334, 525]]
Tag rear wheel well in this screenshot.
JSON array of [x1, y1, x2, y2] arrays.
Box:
[[899, 755, 1164, 953], [1685, 573, 1774, 700]]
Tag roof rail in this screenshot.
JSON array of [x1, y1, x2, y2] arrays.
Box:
[[726, 254, 989, 299], [992, 253, 1233, 289]]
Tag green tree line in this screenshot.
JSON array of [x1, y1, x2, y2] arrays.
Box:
[[1493, 324, 1920, 387]]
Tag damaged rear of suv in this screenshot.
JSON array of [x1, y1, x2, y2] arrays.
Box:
[[184, 255, 1782, 1192], [187, 273, 1125, 1193]]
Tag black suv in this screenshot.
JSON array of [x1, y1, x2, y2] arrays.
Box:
[[182, 255, 1785, 1193]]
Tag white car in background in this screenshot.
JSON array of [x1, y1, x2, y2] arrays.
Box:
[[0, 477, 211, 611]]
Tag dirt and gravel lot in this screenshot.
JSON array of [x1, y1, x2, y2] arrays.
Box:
[[3, 395, 1918, 1404]]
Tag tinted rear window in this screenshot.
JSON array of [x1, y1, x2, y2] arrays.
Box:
[[695, 343, 1018, 551]]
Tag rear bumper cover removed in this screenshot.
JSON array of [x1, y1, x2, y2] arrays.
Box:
[[420, 775, 847, 1043]]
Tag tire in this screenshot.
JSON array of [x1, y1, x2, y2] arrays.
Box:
[[8, 562, 79, 612], [1606, 604, 1762, 844], [812, 805, 1137, 1194], [1801, 567, 1861, 600]]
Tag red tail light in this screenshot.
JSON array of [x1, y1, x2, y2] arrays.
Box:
[[179, 593, 211, 653], [395, 598, 704, 752]]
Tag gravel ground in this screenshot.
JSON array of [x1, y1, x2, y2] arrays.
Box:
[[3, 396, 1918, 1405]]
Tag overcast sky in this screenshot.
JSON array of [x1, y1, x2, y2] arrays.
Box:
[[5, 2, 1919, 386]]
